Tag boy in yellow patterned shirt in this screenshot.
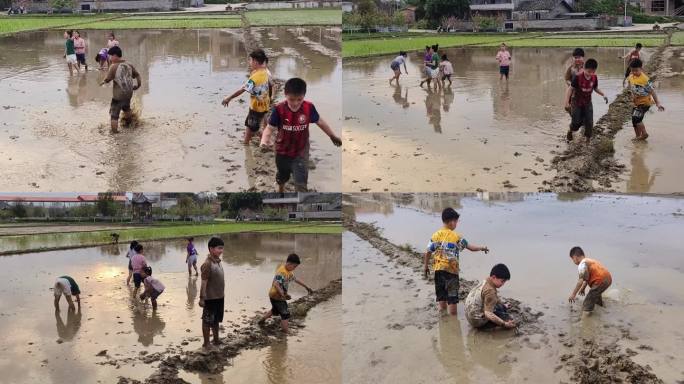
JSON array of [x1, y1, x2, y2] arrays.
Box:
[[258, 253, 313, 333], [424, 208, 489, 315], [222, 49, 271, 144], [627, 59, 664, 140]]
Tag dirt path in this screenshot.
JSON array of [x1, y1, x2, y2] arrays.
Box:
[[546, 36, 670, 192], [115, 278, 341, 384]]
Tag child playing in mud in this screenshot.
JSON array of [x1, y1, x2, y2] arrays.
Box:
[[389, 51, 408, 85], [258, 253, 314, 333], [567, 247, 612, 314], [199, 237, 225, 348], [420, 45, 440, 89], [186, 237, 199, 276], [130, 243, 147, 291], [423, 208, 490, 316], [139, 266, 165, 310], [99, 46, 142, 133], [94, 48, 109, 71], [564, 48, 585, 86], [63, 30, 78, 76], [564, 58, 609, 144], [627, 59, 665, 140], [126, 240, 139, 286], [54, 275, 81, 311], [73, 30, 87, 72], [106, 32, 119, 49], [464, 264, 516, 330], [621, 42, 642, 86], [222, 49, 271, 145], [259, 77, 342, 192], [495, 43, 512, 81], [439, 54, 453, 87]]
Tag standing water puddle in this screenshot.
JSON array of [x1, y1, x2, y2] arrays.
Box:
[[343, 47, 652, 192], [343, 193, 684, 382], [0, 232, 341, 383], [0, 27, 341, 191]]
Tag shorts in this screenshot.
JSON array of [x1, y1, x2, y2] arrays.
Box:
[[187, 254, 197, 265], [66, 54, 77, 64], [150, 289, 163, 301], [53, 279, 71, 298], [583, 277, 612, 312], [133, 272, 143, 288], [269, 298, 291, 320], [390, 62, 400, 71], [110, 98, 131, 120], [76, 53, 86, 65], [442, 74, 452, 81], [434, 270, 460, 304], [245, 109, 266, 133], [499, 66, 510, 76], [424, 67, 437, 79], [570, 104, 594, 138], [276, 154, 308, 190], [202, 297, 225, 325], [631, 105, 650, 127]]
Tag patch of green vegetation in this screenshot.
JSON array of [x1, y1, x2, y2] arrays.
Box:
[[672, 31, 684, 46], [0, 221, 342, 254], [245, 9, 341, 26], [72, 16, 242, 30], [0, 15, 113, 35], [483, 37, 664, 47]]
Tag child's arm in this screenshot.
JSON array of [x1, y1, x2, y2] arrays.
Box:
[[316, 118, 342, 146], [273, 279, 288, 299], [594, 88, 608, 104], [423, 251, 431, 278], [140, 285, 151, 300], [466, 244, 489, 253], [403, 62, 408, 74], [295, 278, 313, 294], [568, 278, 587, 303], [100, 66, 115, 85], [260, 124, 274, 148], [651, 89, 665, 111], [564, 85, 574, 111], [222, 88, 246, 107], [133, 67, 142, 90]]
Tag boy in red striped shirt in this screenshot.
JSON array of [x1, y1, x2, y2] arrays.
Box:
[[261, 78, 342, 192]]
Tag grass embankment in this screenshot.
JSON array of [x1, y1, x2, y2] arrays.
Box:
[[73, 15, 242, 29], [244, 9, 341, 26], [672, 31, 684, 46], [342, 32, 667, 58], [0, 14, 114, 35], [0, 221, 343, 255]]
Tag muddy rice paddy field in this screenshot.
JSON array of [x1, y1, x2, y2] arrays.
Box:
[[342, 193, 684, 383]]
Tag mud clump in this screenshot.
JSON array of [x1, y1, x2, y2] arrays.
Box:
[[569, 339, 664, 384], [344, 218, 543, 335]]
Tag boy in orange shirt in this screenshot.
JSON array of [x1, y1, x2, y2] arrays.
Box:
[[568, 246, 612, 313]]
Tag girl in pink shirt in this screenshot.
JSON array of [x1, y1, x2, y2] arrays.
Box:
[[495, 43, 512, 81]]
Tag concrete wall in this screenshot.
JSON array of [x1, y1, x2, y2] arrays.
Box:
[[78, 0, 177, 11], [246, 1, 343, 10], [513, 17, 604, 30], [291, 211, 342, 220]]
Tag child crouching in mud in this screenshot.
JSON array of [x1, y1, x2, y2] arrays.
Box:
[[567, 246, 612, 315], [464, 264, 516, 330], [258, 253, 314, 333], [139, 266, 165, 310]]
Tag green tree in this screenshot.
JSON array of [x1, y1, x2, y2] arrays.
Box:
[[11, 203, 27, 218], [357, 0, 378, 14], [178, 195, 195, 220], [220, 193, 263, 216], [49, 0, 74, 11], [97, 193, 118, 217], [425, 0, 470, 21]]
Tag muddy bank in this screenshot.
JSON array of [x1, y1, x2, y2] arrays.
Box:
[[546, 43, 668, 192], [343, 217, 543, 335], [116, 278, 341, 384]]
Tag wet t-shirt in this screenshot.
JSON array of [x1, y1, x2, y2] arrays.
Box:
[[65, 38, 75, 55], [440, 61, 453, 75], [431, 52, 440, 70], [201, 256, 225, 300], [73, 37, 86, 54], [144, 276, 165, 292], [60, 275, 81, 295], [578, 258, 611, 288], [392, 55, 406, 66], [269, 264, 295, 300], [105, 61, 140, 101], [496, 50, 511, 67], [571, 71, 597, 107], [269, 100, 319, 159], [426, 227, 468, 275], [187, 243, 198, 256], [245, 68, 270, 113], [130, 253, 147, 273], [628, 72, 654, 107]]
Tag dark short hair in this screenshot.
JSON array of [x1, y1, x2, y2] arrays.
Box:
[[108, 46, 122, 58], [143, 266, 152, 275], [284, 78, 307, 96], [441, 207, 460, 223], [431, 44, 438, 51], [208, 237, 224, 248], [130, 240, 139, 249], [249, 49, 267, 64], [584, 58, 598, 70], [572, 48, 585, 57], [635, 43, 642, 49], [441, 54, 448, 61], [569, 246, 584, 257], [188, 237, 194, 242], [74, 30, 80, 35], [629, 58, 643, 69], [400, 51, 407, 56], [66, 30, 73, 37], [134, 244, 143, 253], [286, 253, 301, 265], [490, 263, 511, 280]]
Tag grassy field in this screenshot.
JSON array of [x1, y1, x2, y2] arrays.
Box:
[[0, 15, 113, 35], [672, 31, 684, 46], [0, 221, 343, 254], [73, 16, 242, 30], [245, 9, 341, 26], [342, 32, 667, 58]]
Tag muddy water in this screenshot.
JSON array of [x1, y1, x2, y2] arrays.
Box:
[[0, 27, 341, 192], [344, 193, 684, 382], [343, 48, 649, 192], [0, 232, 341, 383], [614, 46, 684, 193]]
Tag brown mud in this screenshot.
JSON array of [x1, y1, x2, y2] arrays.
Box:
[[547, 42, 668, 192], [116, 278, 341, 384]]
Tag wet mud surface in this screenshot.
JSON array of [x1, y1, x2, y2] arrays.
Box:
[[342, 193, 684, 383], [0, 232, 341, 383], [0, 27, 341, 192], [342, 47, 638, 193]]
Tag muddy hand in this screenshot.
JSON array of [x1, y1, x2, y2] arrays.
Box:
[[423, 267, 429, 279], [306, 287, 313, 295], [568, 295, 576, 304], [221, 97, 230, 107], [657, 104, 665, 112], [330, 135, 342, 147], [482, 247, 489, 254], [603, 96, 609, 104]]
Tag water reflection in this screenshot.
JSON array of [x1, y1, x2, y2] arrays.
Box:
[[55, 307, 82, 342]]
